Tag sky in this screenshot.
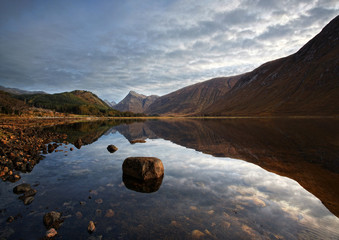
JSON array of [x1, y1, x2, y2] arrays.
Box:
[[0, 0, 338, 102]]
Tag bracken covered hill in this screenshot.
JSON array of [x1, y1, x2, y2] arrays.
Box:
[[146, 75, 241, 116], [201, 15, 339, 116]]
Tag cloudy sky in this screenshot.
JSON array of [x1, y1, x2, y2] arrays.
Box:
[[0, 0, 338, 102]]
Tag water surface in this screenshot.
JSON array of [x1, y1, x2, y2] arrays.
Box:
[[0, 119, 338, 239]]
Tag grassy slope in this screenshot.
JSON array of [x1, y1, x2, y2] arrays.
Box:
[[13, 90, 127, 116]]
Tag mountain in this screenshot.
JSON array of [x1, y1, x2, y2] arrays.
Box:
[[200, 15, 339, 116], [146, 75, 241, 116], [104, 100, 117, 108], [0, 85, 47, 95], [113, 91, 159, 113], [14, 90, 121, 116]]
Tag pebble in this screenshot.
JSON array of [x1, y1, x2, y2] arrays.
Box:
[[43, 211, 62, 229], [170, 220, 179, 227], [88, 221, 96, 233], [46, 228, 57, 238], [207, 210, 214, 215], [192, 230, 205, 239], [105, 209, 114, 218], [95, 209, 102, 217], [75, 211, 83, 219], [6, 216, 14, 223]]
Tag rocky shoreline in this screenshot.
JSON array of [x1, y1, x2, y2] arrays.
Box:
[[0, 118, 72, 182]]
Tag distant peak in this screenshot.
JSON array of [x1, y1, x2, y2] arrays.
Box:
[[128, 90, 146, 98]]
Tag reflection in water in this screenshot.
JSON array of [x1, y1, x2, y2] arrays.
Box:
[[115, 118, 339, 217], [43, 119, 145, 146], [123, 174, 164, 193], [0, 118, 338, 239]]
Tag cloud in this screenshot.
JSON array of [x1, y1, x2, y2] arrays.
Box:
[[0, 0, 338, 101]]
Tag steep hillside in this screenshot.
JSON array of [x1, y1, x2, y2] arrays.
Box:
[[146, 75, 241, 116], [71, 90, 109, 109], [113, 91, 159, 113], [201, 15, 339, 116]]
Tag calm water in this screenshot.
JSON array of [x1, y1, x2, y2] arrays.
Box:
[[0, 119, 339, 239]]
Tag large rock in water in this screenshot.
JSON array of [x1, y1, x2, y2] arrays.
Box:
[[122, 157, 164, 180]]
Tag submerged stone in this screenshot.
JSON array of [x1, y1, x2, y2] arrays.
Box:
[[6, 216, 14, 223], [23, 196, 34, 205], [43, 211, 62, 229], [46, 228, 57, 238], [105, 209, 115, 218], [88, 221, 95, 233], [13, 183, 31, 194], [21, 188, 37, 198], [75, 211, 83, 219]]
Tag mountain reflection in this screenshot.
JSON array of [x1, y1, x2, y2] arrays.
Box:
[[114, 118, 339, 217]]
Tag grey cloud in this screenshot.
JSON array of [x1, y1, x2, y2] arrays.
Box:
[[258, 24, 294, 40], [0, 0, 338, 101], [258, 7, 338, 41]]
